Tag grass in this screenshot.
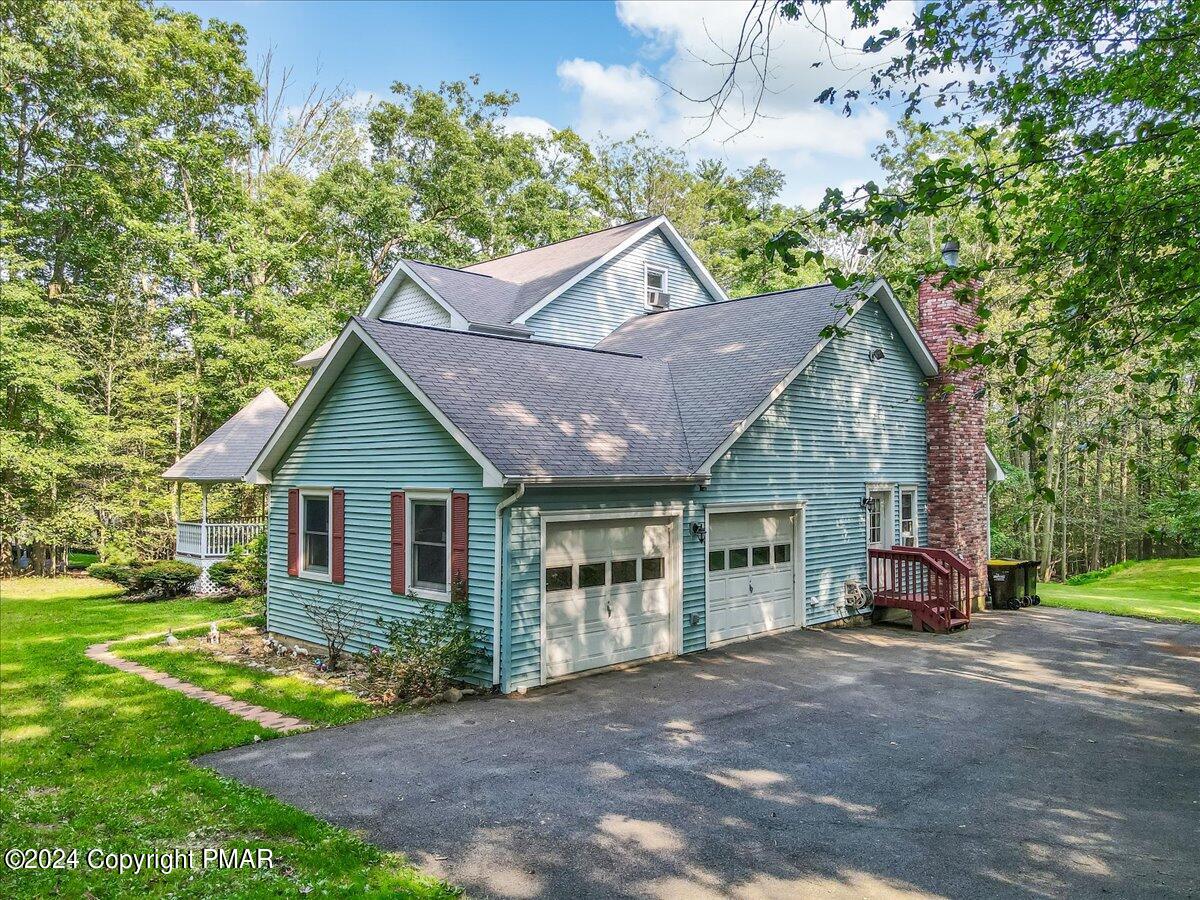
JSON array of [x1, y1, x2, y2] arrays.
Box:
[[68, 551, 99, 569], [0, 577, 455, 898], [1039, 557, 1200, 624], [112, 627, 381, 728]]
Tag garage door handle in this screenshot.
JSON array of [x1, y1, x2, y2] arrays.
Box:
[[749, 580, 753, 593], [606, 601, 612, 616]]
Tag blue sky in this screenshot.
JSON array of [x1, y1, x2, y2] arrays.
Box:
[[170, 1, 912, 207]]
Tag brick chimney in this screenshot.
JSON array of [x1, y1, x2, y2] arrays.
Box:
[[917, 271, 989, 609]]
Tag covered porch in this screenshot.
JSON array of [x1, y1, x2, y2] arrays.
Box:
[[161, 388, 287, 590]]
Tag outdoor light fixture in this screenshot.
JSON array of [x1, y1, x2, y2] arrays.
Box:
[[869, 348, 886, 362], [690, 522, 707, 543], [941, 236, 961, 268], [860, 496, 880, 513]]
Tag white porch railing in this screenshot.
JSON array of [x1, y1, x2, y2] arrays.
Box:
[[175, 518, 265, 560]]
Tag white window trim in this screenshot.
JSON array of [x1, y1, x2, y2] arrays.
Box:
[[407, 488, 452, 602], [298, 487, 333, 582], [644, 262, 669, 310], [899, 486, 920, 548]]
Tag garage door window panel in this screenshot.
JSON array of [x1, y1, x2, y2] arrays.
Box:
[[729, 548, 749, 569], [611, 559, 637, 584], [578, 562, 607, 589], [642, 556, 664, 580], [546, 565, 573, 592], [773, 544, 791, 563], [752, 545, 771, 566]]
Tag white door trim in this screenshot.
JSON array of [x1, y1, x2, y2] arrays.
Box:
[[704, 500, 807, 647], [537, 506, 684, 686]]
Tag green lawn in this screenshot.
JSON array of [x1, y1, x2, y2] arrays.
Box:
[[112, 628, 381, 728], [1039, 557, 1200, 624], [0, 577, 454, 898]]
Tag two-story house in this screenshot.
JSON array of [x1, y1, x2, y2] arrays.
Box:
[[165, 216, 1002, 693]]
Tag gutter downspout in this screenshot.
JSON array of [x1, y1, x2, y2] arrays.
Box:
[[492, 483, 525, 687]]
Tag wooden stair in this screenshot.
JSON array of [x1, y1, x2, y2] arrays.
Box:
[[869, 547, 972, 634]]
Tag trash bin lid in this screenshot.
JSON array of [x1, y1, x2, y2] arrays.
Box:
[[988, 559, 1021, 567]]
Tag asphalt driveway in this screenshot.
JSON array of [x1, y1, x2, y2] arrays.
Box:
[[201, 608, 1200, 898]]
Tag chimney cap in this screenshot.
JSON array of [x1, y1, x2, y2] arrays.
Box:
[[940, 237, 961, 268]]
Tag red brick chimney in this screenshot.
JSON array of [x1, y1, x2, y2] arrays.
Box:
[[917, 268, 989, 608]]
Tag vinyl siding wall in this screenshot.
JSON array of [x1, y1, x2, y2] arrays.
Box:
[[266, 346, 500, 682], [525, 231, 718, 346], [703, 299, 928, 626], [379, 277, 453, 328], [501, 299, 928, 691]]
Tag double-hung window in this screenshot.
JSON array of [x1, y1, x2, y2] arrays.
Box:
[[899, 488, 919, 547], [411, 498, 449, 594], [301, 490, 331, 577]]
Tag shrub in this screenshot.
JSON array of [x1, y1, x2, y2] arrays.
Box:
[[87, 562, 140, 586], [302, 594, 363, 670], [371, 598, 485, 698], [133, 561, 200, 598], [1066, 560, 1136, 586], [207, 534, 266, 596]]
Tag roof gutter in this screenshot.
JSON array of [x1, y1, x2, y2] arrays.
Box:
[[505, 474, 709, 486]]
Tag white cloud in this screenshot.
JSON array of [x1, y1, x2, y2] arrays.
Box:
[[553, 0, 919, 206], [498, 115, 558, 139], [556, 58, 663, 138]]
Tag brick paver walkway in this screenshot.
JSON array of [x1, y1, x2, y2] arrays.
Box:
[[86, 641, 309, 732]]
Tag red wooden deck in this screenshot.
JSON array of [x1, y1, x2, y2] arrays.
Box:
[[869, 546, 972, 633]]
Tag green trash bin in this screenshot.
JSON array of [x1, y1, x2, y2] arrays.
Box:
[[987, 560, 1023, 610], [1019, 560, 1041, 605]]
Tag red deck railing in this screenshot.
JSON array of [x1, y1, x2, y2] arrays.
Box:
[[868, 546, 971, 632]]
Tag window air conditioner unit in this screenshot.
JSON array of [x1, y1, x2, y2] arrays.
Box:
[[646, 290, 671, 309]]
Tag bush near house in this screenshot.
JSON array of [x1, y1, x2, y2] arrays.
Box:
[[207, 534, 267, 596], [132, 561, 201, 598], [368, 591, 485, 698], [86, 561, 141, 587]]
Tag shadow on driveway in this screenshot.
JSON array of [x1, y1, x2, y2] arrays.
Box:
[[201, 608, 1200, 898]]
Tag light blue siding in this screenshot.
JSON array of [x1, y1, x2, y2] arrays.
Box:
[[702, 299, 928, 630], [266, 346, 500, 683], [525, 230, 718, 346], [501, 299, 928, 690], [379, 277, 453, 327]]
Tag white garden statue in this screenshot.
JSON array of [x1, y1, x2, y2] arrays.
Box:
[[208, 622, 220, 645]]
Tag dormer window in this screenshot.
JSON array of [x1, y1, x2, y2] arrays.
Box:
[[644, 265, 670, 310]]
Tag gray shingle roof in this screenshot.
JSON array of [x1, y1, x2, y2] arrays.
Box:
[[598, 284, 856, 467], [462, 217, 656, 322], [163, 388, 288, 481], [353, 283, 856, 478], [356, 317, 692, 478]]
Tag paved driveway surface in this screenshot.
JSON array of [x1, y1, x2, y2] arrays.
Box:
[[202, 608, 1200, 898]]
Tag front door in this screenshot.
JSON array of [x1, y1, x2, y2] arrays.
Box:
[[868, 489, 894, 551]]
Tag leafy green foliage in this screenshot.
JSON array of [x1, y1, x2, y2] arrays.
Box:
[[85, 562, 139, 587], [1066, 561, 1136, 587], [370, 600, 484, 699], [206, 533, 267, 595], [132, 560, 201, 598]]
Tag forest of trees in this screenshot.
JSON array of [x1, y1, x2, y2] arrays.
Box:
[[3, 0, 1196, 579]]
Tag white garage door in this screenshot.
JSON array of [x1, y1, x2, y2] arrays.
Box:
[[543, 517, 674, 679], [707, 510, 796, 645]]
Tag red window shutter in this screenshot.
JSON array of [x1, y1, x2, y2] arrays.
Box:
[[286, 489, 300, 577], [390, 491, 406, 594], [331, 489, 346, 584], [451, 491, 469, 590]]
